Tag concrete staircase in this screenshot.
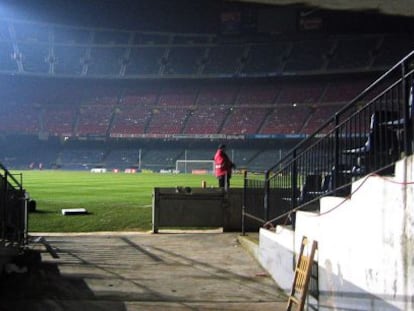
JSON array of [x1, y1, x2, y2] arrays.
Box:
[[252, 155, 414, 310]]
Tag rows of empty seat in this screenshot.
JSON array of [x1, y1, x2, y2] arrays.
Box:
[[110, 105, 151, 137], [221, 107, 270, 135], [76, 105, 114, 136], [146, 107, 189, 135], [260, 105, 312, 135], [29, 102, 337, 137], [0, 103, 40, 134], [197, 85, 238, 105], [0, 77, 373, 137], [1, 19, 413, 78], [158, 87, 197, 106], [43, 106, 77, 136], [184, 106, 228, 134]]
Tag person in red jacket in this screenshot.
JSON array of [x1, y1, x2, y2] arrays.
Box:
[[214, 144, 235, 189]]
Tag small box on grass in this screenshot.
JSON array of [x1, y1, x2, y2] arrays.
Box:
[[61, 208, 88, 215]]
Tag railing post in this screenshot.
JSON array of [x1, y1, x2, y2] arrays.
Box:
[[0, 172, 5, 240], [264, 170, 270, 223], [401, 61, 412, 156], [242, 170, 247, 236], [409, 80, 414, 155], [291, 149, 298, 229], [333, 113, 340, 190]]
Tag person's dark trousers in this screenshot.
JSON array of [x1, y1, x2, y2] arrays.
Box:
[[218, 175, 230, 190]]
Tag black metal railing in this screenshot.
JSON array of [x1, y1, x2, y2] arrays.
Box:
[[0, 163, 28, 246], [243, 50, 414, 233]]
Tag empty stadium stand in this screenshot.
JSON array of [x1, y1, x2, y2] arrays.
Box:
[[43, 106, 77, 136], [0, 10, 411, 172], [241, 42, 287, 76], [184, 106, 229, 134], [163, 46, 205, 75], [146, 107, 189, 135], [110, 105, 152, 137], [0, 75, 375, 139], [260, 105, 312, 135], [76, 105, 114, 136], [221, 107, 269, 134], [0, 17, 412, 80]]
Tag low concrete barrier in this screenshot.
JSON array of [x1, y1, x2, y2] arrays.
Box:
[[152, 187, 258, 233]]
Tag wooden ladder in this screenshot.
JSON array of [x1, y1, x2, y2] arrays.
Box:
[[286, 236, 317, 311]]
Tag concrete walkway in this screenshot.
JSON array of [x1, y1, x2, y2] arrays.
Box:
[[1, 232, 287, 311]]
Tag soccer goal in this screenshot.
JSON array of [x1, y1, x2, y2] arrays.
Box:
[[175, 160, 215, 174]]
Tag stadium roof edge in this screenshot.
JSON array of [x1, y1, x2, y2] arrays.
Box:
[[229, 0, 414, 17]]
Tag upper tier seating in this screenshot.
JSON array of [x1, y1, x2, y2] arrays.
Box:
[[53, 26, 91, 44], [76, 105, 114, 136], [0, 42, 17, 71], [0, 103, 40, 134], [184, 106, 229, 134], [372, 34, 414, 68], [0, 20, 11, 41], [121, 88, 158, 105], [163, 46, 205, 75], [43, 106, 76, 136], [93, 30, 131, 45], [87, 47, 125, 76], [13, 22, 49, 42], [54, 46, 87, 75], [284, 38, 333, 72], [0, 18, 411, 78], [241, 42, 288, 75], [18, 43, 50, 73], [158, 87, 197, 106], [197, 84, 238, 105], [321, 79, 370, 103], [203, 44, 244, 75], [260, 105, 311, 135], [303, 105, 341, 134], [110, 105, 152, 137], [125, 47, 165, 75], [236, 84, 279, 105], [146, 107, 189, 134], [221, 107, 269, 134], [327, 35, 379, 70], [147, 107, 188, 134], [276, 82, 325, 104], [133, 33, 170, 45]]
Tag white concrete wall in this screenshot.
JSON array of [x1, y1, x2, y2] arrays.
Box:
[[259, 227, 295, 292], [258, 155, 414, 311]]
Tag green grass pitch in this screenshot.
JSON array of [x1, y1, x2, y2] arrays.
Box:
[[16, 170, 244, 233]]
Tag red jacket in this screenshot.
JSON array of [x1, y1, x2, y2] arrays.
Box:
[[214, 149, 233, 177]]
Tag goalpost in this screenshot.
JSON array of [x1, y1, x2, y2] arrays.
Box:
[[175, 160, 215, 174]]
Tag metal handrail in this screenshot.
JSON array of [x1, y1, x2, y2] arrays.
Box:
[[243, 50, 414, 231], [0, 162, 27, 246]]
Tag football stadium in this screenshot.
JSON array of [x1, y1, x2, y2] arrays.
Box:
[[0, 0, 414, 310]]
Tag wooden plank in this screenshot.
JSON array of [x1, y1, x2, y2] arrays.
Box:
[[286, 236, 317, 311]]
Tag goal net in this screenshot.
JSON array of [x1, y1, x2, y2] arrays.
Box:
[[175, 160, 215, 174]]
